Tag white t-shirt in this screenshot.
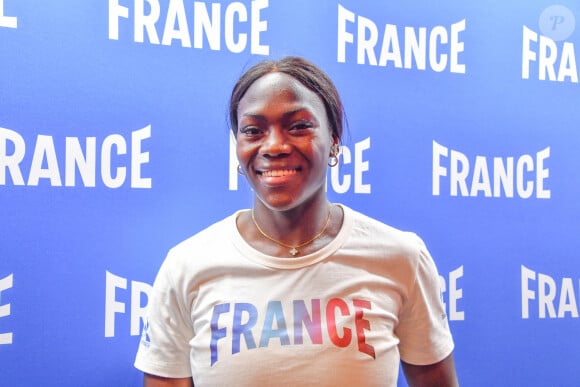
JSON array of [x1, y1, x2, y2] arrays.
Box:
[[134, 205, 454, 386]]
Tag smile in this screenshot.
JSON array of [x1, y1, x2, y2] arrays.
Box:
[[259, 169, 299, 177]]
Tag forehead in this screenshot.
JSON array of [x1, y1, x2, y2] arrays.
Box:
[[238, 72, 325, 116]]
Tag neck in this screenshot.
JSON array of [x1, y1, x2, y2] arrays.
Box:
[[251, 200, 332, 255]]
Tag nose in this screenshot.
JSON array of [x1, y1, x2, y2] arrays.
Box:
[[261, 127, 290, 157]]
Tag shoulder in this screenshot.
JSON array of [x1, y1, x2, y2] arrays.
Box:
[[337, 204, 433, 284], [341, 204, 426, 256]]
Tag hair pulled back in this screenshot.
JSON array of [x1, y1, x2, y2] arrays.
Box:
[[229, 56, 344, 143]]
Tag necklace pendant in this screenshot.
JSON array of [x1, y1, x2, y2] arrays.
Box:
[[289, 247, 299, 256]]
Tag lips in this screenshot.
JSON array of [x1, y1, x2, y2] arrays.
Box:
[[258, 168, 299, 177], [255, 167, 302, 186]]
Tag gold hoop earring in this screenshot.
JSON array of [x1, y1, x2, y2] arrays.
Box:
[[328, 155, 339, 167], [328, 143, 340, 167], [237, 165, 246, 175]]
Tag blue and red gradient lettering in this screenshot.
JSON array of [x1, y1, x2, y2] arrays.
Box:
[[210, 298, 376, 365]]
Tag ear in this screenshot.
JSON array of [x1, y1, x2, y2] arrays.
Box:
[[331, 134, 340, 153], [330, 141, 340, 157]]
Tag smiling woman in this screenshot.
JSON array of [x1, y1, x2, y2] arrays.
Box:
[[235, 71, 334, 217], [134, 56, 458, 387]]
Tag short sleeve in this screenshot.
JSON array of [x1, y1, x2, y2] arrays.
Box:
[[395, 235, 454, 365], [134, 253, 194, 378]]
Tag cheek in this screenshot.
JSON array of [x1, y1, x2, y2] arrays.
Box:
[[316, 141, 332, 159], [309, 144, 332, 170], [235, 147, 245, 164], [234, 140, 244, 162], [235, 140, 255, 164]]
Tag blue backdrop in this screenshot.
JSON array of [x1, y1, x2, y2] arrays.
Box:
[[1, 1, 579, 386]]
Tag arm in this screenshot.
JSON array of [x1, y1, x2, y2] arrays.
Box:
[[143, 373, 194, 387], [401, 353, 458, 387]]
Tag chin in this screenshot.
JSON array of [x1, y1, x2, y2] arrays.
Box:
[[257, 194, 302, 212]]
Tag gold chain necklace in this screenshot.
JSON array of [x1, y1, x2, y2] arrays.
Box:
[[251, 206, 332, 256]]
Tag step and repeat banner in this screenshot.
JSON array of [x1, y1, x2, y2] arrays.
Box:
[[1, 0, 579, 386]]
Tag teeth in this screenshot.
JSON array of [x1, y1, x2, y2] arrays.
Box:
[[261, 169, 297, 177]]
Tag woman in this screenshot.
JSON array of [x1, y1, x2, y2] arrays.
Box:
[[135, 56, 458, 386]]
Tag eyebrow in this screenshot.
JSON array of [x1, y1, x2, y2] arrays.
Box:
[[240, 108, 313, 121]]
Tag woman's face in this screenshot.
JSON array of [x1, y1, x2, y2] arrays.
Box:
[[236, 72, 335, 211]]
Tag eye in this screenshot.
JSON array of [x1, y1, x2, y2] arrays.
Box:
[[239, 126, 262, 136], [289, 120, 314, 134]]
